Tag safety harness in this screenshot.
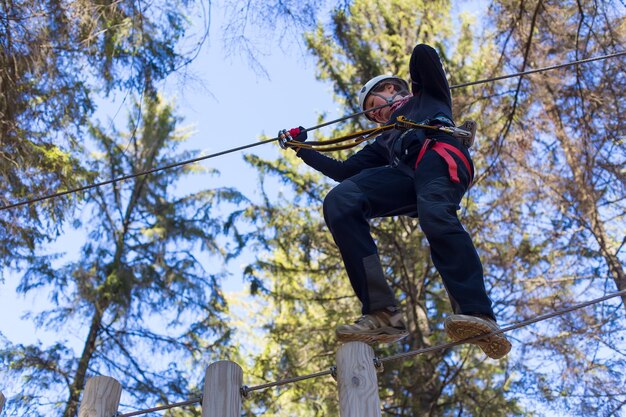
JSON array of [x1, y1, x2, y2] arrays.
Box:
[[281, 116, 477, 184], [415, 138, 473, 184]]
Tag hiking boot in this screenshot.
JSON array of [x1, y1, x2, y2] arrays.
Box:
[[444, 314, 511, 359], [336, 307, 409, 344]]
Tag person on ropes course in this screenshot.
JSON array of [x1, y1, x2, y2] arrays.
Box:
[[279, 43, 511, 359]]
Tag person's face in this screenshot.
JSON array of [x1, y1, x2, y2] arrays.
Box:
[[364, 83, 400, 124]]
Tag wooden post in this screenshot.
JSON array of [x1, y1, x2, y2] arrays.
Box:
[[1, 391, 6, 413], [336, 341, 381, 417], [202, 360, 243, 417], [77, 376, 122, 417]]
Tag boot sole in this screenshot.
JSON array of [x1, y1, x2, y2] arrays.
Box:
[[444, 315, 511, 359], [336, 328, 409, 344]]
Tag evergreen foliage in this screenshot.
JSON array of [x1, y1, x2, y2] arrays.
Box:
[[0, 0, 204, 269], [237, 0, 626, 415], [1, 94, 246, 417], [0, 0, 624, 415]]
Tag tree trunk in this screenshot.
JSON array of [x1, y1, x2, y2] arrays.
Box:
[[63, 305, 105, 417]]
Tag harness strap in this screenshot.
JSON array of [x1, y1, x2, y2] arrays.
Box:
[[414, 140, 473, 184], [415, 138, 433, 167]]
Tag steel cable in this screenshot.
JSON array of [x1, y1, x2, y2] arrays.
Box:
[[113, 288, 626, 416], [116, 398, 201, 417], [2, 50, 624, 211]]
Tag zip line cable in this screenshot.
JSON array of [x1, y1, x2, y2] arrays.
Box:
[[1, 50, 625, 212], [0, 109, 378, 212], [451, 50, 626, 89], [114, 288, 626, 417]]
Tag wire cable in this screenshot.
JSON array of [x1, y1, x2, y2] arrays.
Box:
[[111, 288, 626, 416], [0, 137, 277, 211], [116, 397, 201, 417], [381, 287, 626, 364], [1, 50, 624, 212], [242, 288, 626, 391], [242, 368, 335, 394], [0, 103, 389, 212], [449, 50, 626, 89]]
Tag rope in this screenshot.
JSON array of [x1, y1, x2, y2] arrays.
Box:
[[1, 50, 624, 212], [285, 116, 449, 152], [287, 124, 393, 152], [110, 289, 625, 416]]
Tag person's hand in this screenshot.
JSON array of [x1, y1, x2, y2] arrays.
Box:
[[277, 126, 307, 150]]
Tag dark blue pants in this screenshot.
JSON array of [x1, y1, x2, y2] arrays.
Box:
[[322, 142, 494, 319]]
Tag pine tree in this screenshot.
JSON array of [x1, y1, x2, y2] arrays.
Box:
[[484, 1, 626, 414], [0, 0, 204, 269], [238, 1, 524, 415], [0, 94, 247, 417], [236, 0, 625, 415]]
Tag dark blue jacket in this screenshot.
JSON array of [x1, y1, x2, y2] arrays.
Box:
[[298, 44, 455, 182]]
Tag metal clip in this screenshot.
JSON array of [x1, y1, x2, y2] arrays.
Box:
[[395, 115, 476, 148], [277, 129, 293, 149], [454, 120, 477, 148], [330, 365, 338, 381], [240, 385, 250, 398], [394, 115, 414, 129], [373, 357, 384, 374]]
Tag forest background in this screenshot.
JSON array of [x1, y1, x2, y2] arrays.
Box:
[[1, 0, 625, 416]]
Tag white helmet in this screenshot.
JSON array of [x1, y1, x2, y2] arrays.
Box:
[[358, 75, 409, 120]]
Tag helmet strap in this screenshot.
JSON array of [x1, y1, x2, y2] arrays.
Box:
[[369, 90, 407, 105]]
